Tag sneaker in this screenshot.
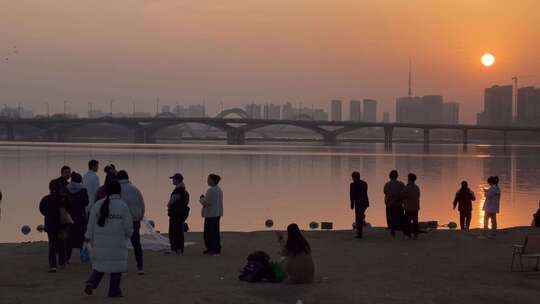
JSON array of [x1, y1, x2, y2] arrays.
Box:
[[164, 250, 175, 255], [137, 268, 145, 275], [84, 285, 93, 296], [48, 268, 57, 273], [108, 291, 123, 298]]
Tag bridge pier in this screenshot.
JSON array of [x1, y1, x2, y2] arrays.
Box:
[[227, 129, 245, 145], [323, 133, 337, 146], [384, 127, 393, 149], [134, 128, 156, 144], [503, 130, 508, 146], [6, 124, 14, 141], [462, 129, 468, 151], [423, 128, 430, 146]]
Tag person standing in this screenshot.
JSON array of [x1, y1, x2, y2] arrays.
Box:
[[66, 172, 89, 263], [349, 171, 369, 239], [56, 166, 72, 195], [383, 170, 405, 238], [95, 172, 117, 203], [199, 174, 223, 255], [84, 181, 133, 298], [83, 160, 100, 209], [482, 176, 501, 238], [117, 170, 145, 275], [401, 173, 421, 239], [452, 181, 476, 231], [533, 201, 540, 228], [39, 180, 71, 272], [167, 173, 190, 254]]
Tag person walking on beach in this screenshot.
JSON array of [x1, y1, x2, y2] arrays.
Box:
[[383, 170, 405, 238], [401, 173, 421, 239], [39, 180, 71, 272], [84, 181, 133, 298], [199, 174, 223, 255], [66, 172, 89, 263], [167, 173, 190, 255], [349, 171, 369, 239], [482, 176, 501, 238], [83, 160, 100, 208], [276, 223, 315, 284], [452, 181, 476, 231], [117, 170, 146, 274]]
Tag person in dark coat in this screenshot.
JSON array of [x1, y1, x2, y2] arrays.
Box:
[[350, 171, 369, 239], [532, 201, 540, 228], [66, 172, 89, 263], [56, 166, 72, 195], [39, 179, 71, 272], [452, 181, 476, 231], [167, 173, 190, 254]]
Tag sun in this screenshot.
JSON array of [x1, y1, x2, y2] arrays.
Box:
[[481, 53, 495, 67]]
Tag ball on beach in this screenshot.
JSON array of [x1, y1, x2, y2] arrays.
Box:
[[148, 220, 155, 228], [309, 222, 319, 229], [448, 222, 458, 230], [265, 219, 274, 228], [36, 224, 45, 233], [21, 225, 31, 235]]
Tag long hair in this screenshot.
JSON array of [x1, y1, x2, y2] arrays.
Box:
[[97, 180, 121, 227], [286, 223, 311, 256]]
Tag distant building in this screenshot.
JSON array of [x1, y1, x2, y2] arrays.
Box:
[[161, 105, 171, 114], [478, 85, 513, 126], [422, 95, 444, 124], [282, 102, 296, 120], [382, 112, 390, 123], [0, 106, 34, 119], [396, 96, 423, 123], [188, 105, 205, 117], [331, 100, 342, 121], [88, 109, 106, 118], [443, 102, 460, 124], [263, 104, 281, 119], [349, 100, 362, 121], [245, 104, 262, 119], [132, 111, 152, 118], [313, 109, 329, 121], [363, 99, 377, 122], [516, 86, 540, 125]]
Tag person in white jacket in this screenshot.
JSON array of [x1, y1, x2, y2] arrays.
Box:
[[482, 176, 501, 238], [82, 160, 100, 212], [199, 174, 223, 255], [117, 170, 145, 274], [84, 181, 133, 298]]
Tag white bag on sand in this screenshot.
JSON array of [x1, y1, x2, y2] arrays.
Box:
[[128, 219, 195, 251]]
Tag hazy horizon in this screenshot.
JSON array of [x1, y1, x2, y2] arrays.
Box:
[[1, 0, 539, 122]]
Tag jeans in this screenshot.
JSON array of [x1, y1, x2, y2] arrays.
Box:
[[386, 206, 404, 236], [483, 212, 497, 235], [404, 210, 419, 238], [47, 231, 66, 268], [459, 211, 472, 230], [204, 217, 221, 253], [131, 221, 143, 268], [169, 218, 185, 252], [354, 207, 366, 237], [86, 270, 122, 297]]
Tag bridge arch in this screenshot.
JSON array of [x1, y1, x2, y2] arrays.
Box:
[[216, 108, 249, 119]]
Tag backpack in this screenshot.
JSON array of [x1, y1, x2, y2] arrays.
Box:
[[238, 251, 275, 283]]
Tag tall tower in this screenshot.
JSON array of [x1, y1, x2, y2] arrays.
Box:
[[408, 59, 412, 98]]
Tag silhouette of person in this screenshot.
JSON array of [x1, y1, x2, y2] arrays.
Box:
[[349, 172, 369, 239], [383, 170, 405, 238], [452, 181, 476, 231], [402, 173, 420, 239], [482, 176, 500, 238]]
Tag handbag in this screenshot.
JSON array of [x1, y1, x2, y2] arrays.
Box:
[[59, 208, 74, 225], [80, 243, 91, 263]]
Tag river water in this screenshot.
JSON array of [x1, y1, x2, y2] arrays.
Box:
[[1, 142, 539, 242]]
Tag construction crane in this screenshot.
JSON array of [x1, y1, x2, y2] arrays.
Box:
[[511, 74, 535, 120]]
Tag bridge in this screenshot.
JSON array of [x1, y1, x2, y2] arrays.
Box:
[[1, 116, 540, 147]]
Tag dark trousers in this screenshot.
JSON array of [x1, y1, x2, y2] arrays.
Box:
[[169, 218, 185, 252], [354, 207, 366, 237], [204, 217, 221, 253], [404, 210, 419, 238], [47, 231, 66, 268], [386, 205, 404, 236], [459, 211, 472, 230], [131, 221, 143, 268], [86, 270, 122, 297]]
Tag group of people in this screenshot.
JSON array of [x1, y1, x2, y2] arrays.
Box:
[[38, 159, 224, 297], [350, 170, 505, 239]]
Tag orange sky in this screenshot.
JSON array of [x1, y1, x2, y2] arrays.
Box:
[[1, 0, 539, 122]]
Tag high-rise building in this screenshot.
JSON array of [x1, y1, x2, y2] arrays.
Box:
[[363, 99, 377, 122], [443, 102, 460, 124], [349, 100, 362, 121], [396, 96, 422, 123], [282, 102, 296, 120], [313, 109, 329, 121], [161, 105, 171, 113], [263, 104, 281, 120], [331, 100, 342, 121], [245, 104, 262, 119], [479, 85, 513, 126], [382, 112, 390, 123], [516, 86, 540, 125], [422, 95, 444, 124]]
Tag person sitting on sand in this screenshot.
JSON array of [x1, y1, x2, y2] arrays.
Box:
[[383, 170, 405, 238], [482, 176, 500, 238], [349, 171, 369, 239], [199, 174, 223, 255], [84, 181, 133, 298], [533, 201, 540, 228], [452, 181, 476, 231], [277, 224, 315, 284]]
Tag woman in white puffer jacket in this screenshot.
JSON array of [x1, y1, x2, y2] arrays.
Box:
[[482, 176, 501, 238], [84, 181, 133, 298]]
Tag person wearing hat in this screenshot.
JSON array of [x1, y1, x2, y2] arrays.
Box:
[[66, 172, 89, 263], [166, 173, 190, 254]]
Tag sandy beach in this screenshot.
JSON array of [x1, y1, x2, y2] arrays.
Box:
[[1, 227, 539, 304]]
